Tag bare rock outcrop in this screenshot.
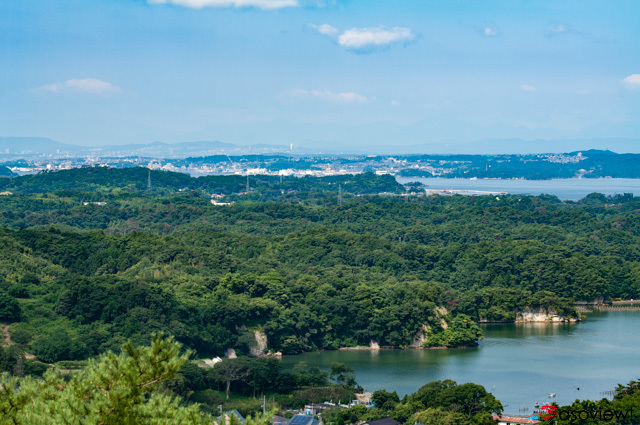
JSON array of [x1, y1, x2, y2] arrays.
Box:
[[515, 307, 580, 323], [250, 330, 268, 357]]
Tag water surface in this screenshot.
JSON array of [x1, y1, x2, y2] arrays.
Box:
[[395, 177, 640, 200], [281, 312, 640, 412]]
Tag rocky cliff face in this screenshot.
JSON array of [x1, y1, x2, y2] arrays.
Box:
[[409, 306, 449, 348], [409, 324, 430, 348], [250, 330, 268, 357], [515, 307, 580, 323]]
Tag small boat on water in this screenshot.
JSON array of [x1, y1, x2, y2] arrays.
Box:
[[548, 393, 556, 398]]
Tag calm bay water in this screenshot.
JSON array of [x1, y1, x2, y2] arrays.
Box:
[[281, 313, 640, 412], [395, 177, 640, 200]]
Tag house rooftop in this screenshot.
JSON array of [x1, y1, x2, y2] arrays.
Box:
[[215, 409, 246, 425], [288, 414, 320, 425], [364, 417, 401, 425], [271, 415, 289, 425]]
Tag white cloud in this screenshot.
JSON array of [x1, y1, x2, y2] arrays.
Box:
[[148, 0, 297, 9], [309, 90, 368, 103], [474, 22, 499, 37], [338, 27, 415, 50], [520, 84, 536, 92], [544, 24, 583, 38], [36, 78, 122, 95], [622, 74, 640, 91], [548, 24, 567, 35], [287, 89, 369, 103], [483, 27, 498, 37], [308, 23, 338, 36]]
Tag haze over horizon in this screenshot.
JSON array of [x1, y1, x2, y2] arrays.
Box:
[[2, 0, 639, 151], [2, 136, 640, 156]]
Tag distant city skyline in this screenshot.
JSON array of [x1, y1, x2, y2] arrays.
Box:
[[1, 0, 639, 151]]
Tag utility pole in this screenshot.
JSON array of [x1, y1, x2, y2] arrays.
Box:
[[338, 184, 342, 206], [147, 169, 151, 191], [246, 175, 250, 192]]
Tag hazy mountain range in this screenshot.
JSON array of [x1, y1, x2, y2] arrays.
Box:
[[1, 137, 638, 158], [0, 137, 299, 158]]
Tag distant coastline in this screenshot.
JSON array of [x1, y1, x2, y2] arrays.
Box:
[[396, 176, 640, 200]]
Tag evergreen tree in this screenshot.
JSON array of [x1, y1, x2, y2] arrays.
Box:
[[0, 334, 204, 424]]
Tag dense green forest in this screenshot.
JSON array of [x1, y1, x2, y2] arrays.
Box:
[[1, 167, 639, 366], [0, 167, 404, 196], [1, 167, 640, 423]]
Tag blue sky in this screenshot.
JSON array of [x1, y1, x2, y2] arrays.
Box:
[[1, 0, 639, 150]]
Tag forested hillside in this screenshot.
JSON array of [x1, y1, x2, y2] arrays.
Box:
[[0, 167, 403, 195], [1, 168, 639, 366]]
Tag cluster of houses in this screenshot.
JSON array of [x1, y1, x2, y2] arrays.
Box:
[[213, 402, 542, 425], [270, 414, 401, 425], [213, 409, 324, 425], [212, 399, 401, 425]]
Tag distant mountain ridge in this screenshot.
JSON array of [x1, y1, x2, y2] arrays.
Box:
[[1, 136, 638, 157], [0, 137, 79, 154], [109, 140, 238, 150], [462, 138, 640, 155], [0, 138, 297, 157]]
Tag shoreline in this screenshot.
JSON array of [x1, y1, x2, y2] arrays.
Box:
[[337, 344, 477, 352], [478, 318, 581, 324]]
